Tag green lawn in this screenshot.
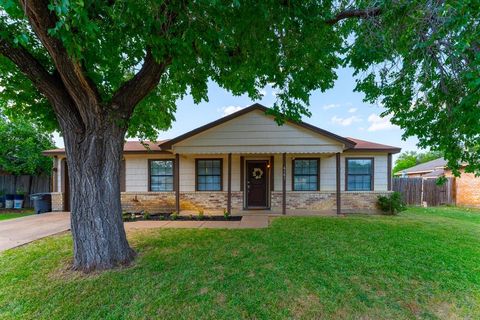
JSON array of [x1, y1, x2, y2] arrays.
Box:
[[0, 210, 34, 221], [1, 207, 480, 319]]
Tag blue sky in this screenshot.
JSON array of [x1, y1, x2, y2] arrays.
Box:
[[53, 67, 420, 157]]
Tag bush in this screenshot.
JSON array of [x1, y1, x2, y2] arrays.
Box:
[[197, 210, 205, 220], [377, 192, 406, 215], [170, 211, 179, 220], [142, 211, 150, 220], [223, 208, 230, 220]]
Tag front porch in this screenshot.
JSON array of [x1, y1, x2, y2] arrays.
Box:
[[50, 150, 392, 215]]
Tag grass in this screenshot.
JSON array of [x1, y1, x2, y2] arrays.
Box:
[[1, 207, 480, 319], [0, 209, 34, 221]]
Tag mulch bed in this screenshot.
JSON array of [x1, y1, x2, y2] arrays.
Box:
[[123, 212, 241, 222]]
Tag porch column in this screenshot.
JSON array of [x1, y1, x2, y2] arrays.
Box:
[[282, 152, 286, 215], [227, 153, 232, 214], [387, 153, 393, 191], [336, 152, 341, 215], [52, 156, 58, 192], [175, 153, 180, 213]]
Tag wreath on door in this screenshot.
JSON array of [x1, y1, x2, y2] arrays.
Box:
[[252, 168, 264, 180]]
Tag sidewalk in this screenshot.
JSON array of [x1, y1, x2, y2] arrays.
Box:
[[124, 215, 269, 230]]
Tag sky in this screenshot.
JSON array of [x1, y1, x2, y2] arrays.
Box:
[[52, 67, 420, 158]]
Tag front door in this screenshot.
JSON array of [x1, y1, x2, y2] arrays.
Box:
[[246, 161, 268, 208]]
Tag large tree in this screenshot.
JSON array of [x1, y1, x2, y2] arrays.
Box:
[[0, 1, 478, 271]]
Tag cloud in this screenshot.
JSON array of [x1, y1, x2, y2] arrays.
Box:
[[348, 107, 358, 113], [323, 103, 341, 110], [331, 115, 362, 126], [221, 105, 245, 116], [367, 113, 398, 132]]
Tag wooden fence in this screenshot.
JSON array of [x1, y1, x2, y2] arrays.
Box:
[[0, 174, 51, 208], [393, 177, 455, 206]]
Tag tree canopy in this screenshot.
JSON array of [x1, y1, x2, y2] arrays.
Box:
[[0, 115, 55, 175], [0, 1, 478, 172], [393, 150, 444, 174]]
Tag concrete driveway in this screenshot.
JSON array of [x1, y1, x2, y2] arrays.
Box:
[[0, 212, 70, 252]]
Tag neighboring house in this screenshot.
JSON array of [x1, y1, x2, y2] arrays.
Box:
[[44, 103, 401, 215], [395, 157, 480, 208], [395, 158, 447, 178]]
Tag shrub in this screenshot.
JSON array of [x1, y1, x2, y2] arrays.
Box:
[[142, 211, 151, 220], [377, 192, 406, 215], [171, 211, 179, 220], [223, 208, 230, 220], [198, 210, 205, 220]]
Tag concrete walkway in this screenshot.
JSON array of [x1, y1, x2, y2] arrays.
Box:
[[0, 212, 70, 252], [0, 213, 269, 253], [125, 215, 269, 230]]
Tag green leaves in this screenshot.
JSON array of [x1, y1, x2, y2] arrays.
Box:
[[0, 117, 55, 175], [393, 151, 444, 174], [0, 0, 479, 174], [347, 0, 480, 175]]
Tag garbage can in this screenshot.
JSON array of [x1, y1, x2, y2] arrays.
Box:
[[5, 194, 14, 209], [30, 193, 52, 214]]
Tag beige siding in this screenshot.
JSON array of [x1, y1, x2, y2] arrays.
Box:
[[124, 154, 174, 192], [58, 152, 389, 194], [173, 109, 344, 154], [341, 152, 389, 191]]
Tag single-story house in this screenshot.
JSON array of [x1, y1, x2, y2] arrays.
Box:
[[44, 103, 401, 215], [395, 158, 447, 178], [395, 157, 480, 207]]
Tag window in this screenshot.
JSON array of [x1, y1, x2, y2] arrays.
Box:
[[196, 159, 222, 191], [293, 158, 319, 191], [346, 158, 373, 191], [149, 160, 174, 191]]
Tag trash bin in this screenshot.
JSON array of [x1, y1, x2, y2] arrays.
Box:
[[5, 194, 14, 209], [30, 193, 52, 214]]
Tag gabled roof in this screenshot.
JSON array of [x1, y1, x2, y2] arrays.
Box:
[[159, 103, 356, 150], [397, 157, 447, 175], [43, 104, 402, 156], [347, 138, 401, 153]]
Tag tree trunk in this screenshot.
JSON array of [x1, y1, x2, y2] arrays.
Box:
[[63, 120, 135, 272]]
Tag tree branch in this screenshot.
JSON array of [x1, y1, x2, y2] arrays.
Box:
[[0, 38, 60, 101], [111, 50, 171, 113], [19, 0, 101, 112], [326, 7, 382, 25], [110, 3, 178, 114], [0, 38, 84, 130]]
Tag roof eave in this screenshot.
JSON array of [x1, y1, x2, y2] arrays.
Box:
[[347, 147, 401, 154]]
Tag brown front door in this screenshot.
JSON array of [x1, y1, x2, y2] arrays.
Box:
[[246, 161, 268, 208]]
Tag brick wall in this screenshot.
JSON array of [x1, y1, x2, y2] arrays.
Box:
[[271, 191, 390, 214], [51, 192, 64, 211], [51, 190, 387, 214], [120, 191, 244, 214], [455, 172, 480, 207], [121, 192, 176, 213]]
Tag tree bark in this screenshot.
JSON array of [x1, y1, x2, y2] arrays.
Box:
[[62, 118, 135, 271]]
